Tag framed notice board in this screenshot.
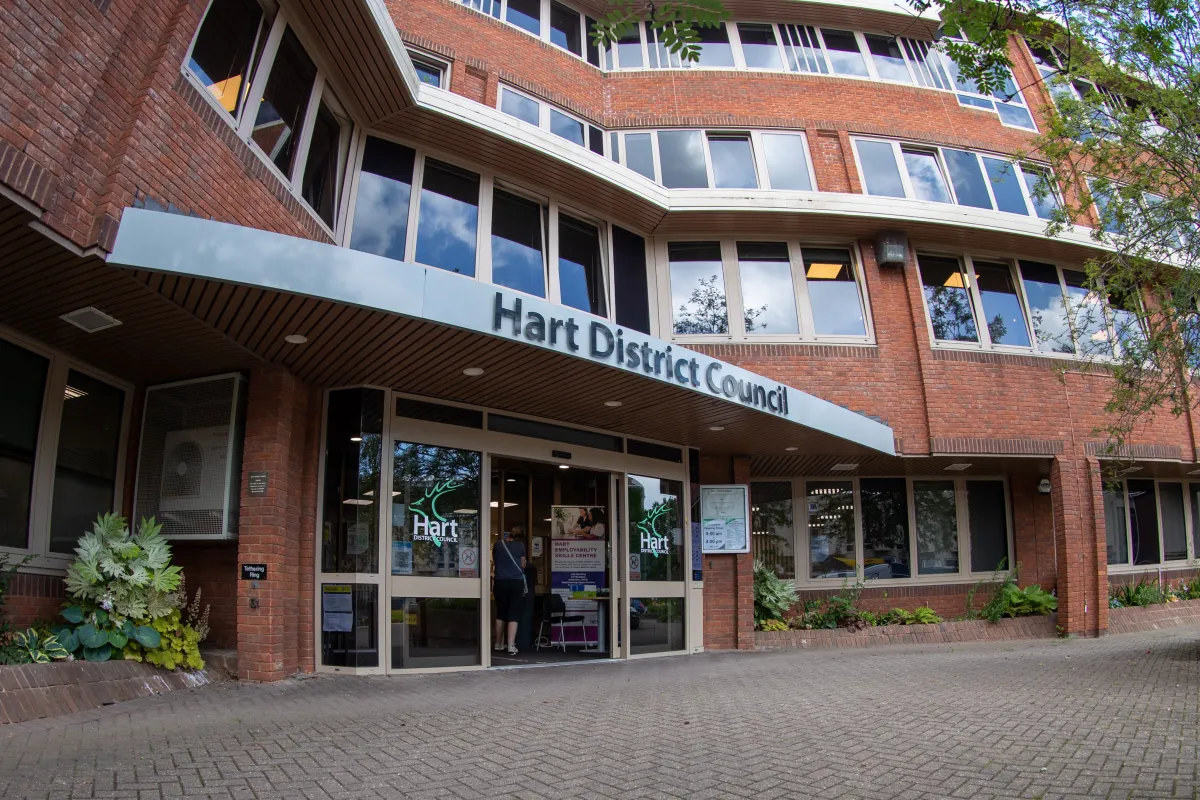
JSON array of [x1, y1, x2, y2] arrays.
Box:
[[699, 485, 750, 554]]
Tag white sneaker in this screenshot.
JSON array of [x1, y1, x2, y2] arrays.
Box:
[[507, 644, 518, 655], [493, 642, 505, 652]]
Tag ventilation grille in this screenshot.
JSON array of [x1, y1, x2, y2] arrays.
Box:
[[60, 306, 122, 333], [134, 374, 245, 540]]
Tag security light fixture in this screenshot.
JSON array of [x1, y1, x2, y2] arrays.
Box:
[[945, 463, 972, 471], [462, 367, 485, 377], [284, 334, 308, 344], [60, 306, 122, 333]]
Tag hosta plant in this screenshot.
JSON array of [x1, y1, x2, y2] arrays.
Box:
[[53, 607, 161, 662], [12, 628, 69, 664], [123, 609, 204, 671], [65, 513, 182, 624]]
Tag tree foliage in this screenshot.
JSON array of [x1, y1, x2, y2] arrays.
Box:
[[592, 0, 730, 63]]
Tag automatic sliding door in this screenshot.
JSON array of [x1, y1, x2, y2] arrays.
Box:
[[627, 474, 687, 654]]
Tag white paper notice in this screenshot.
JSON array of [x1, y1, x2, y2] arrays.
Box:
[[702, 518, 727, 551]]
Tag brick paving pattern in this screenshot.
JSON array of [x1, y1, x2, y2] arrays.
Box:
[[1, 627, 1198, 799]]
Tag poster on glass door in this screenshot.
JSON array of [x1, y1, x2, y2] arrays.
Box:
[[550, 505, 607, 609]]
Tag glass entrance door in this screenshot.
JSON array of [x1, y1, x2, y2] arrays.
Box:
[[626, 474, 687, 654]]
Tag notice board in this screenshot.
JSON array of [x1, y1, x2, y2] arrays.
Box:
[[699, 485, 750, 554]]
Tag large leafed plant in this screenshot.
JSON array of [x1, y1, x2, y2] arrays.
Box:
[[65, 513, 182, 623]]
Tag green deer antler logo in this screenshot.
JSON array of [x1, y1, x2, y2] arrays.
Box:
[[410, 479, 462, 546], [636, 503, 671, 556]]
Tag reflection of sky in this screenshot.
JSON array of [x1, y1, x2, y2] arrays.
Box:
[[505, 0, 540, 34], [810, 279, 866, 336], [414, 190, 478, 276], [741, 30, 783, 69], [857, 140, 905, 197], [500, 89, 539, 125], [616, 35, 643, 68], [559, 255, 596, 313], [822, 31, 869, 75], [944, 149, 992, 209], [1066, 283, 1112, 356], [491, 235, 545, 297], [630, 475, 677, 521], [974, 264, 1031, 346], [902, 151, 951, 203], [348, 172, 410, 261], [762, 134, 810, 190], [625, 134, 655, 180], [709, 138, 757, 189], [658, 131, 708, 188], [549, 110, 584, 146], [1022, 171, 1059, 219], [695, 39, 735, 67], [870, 49, 912, 82], [983, 158, 1030, 214], [670, 258, 727, 333], [1022, 275, 1074, 353], [740, 259, 798, 333]]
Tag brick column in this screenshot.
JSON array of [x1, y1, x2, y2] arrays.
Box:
[[1050, 455, 1104, 637], [237, 366, 314, 681]]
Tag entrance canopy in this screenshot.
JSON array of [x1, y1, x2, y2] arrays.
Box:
[[103, 208, 893, 457]]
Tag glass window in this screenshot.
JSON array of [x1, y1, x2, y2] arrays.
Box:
[[657, 130, 708, 188], [558, 215, 606, 316], [1022, 167, 1060, 220], [855, 140, 905, 198], [300, 100, 344, 228], [707, 135, 757, 189], [410, 56, 444, 87], [864, 34, 912, 83], [187, 0, 265, 117], [860, 478, 910, 580], [943, 149, 993, 209], [780, 24, 828, 73], [490, 189, 546, 297], [919, 255, 979, 343], [500, 87, 540, 126], [549, 109, 585, 146], [613, 225, 652, 335], [321, 388, 383, 574], [1160, 482, 1187, 561], [1018, 261, 1074, 354], [694, 23, 735, 67], [462, 0, 500, 17], [803, 248, 867, 337], [997, 101, 1035, 130], [588, 125, 605, 155], [648, 24, 684, 69], [967, 481, 1008, 572], [901, 148, 952, 203], [549, 1, 581, 55], [751, 482, 794, 579], [585, 16, 602, 68], [1104, 485, 1129, 565], [669, 242, 727, 335], [630, 597, 685, 654], [321, 583, 378, 668], [739, 23, 783, 70], [973, 261, 1032, 347], [1127, 479, 1160, 565], [628, 475, 684, 581], [738, 242, 798, 335], [250, 27, 317, 177], [807, 481, 856, 579], [391, 597, 480, 668], [1062, 269, 1112, 357], [615, 27, 643, 69], [761, 133, 812, 191], [624, 133, 655, 180], [1192, 486, 1200, 564], [505, 0, 541, 35], [914, 480, 958, 574], [414, 159, 480, 277], [48, 371, 124, 554], [820, 29, 869, 76], [392, 442, 482, 578], [982, 158, 1030, 215], [0, 339, 48, 550], [349, 137, 415, 262]]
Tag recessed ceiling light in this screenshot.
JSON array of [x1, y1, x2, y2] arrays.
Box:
[[350, 436, 363, 442], [945, 463, 972, 471], [453, 508, 479, 515], [284, 334, 308, 344], [604, 400, 623, 408], [342, 499, 373, 506], [559, 464, 570, 469], [831, 463, 858, 471], [63, 385, 88, 400], [60, 306, 122, 333], [488, 501, 518, 508], [463, 367, 485, 377], [709, 426, 725, 431], [785, 446, 798, 452], [506, 478, 516, 482], [543, 518, 553, 522]]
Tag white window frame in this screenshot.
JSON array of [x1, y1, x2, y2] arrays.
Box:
[[613, 128, 817, 192], [0, 324, 133, 573], [406, 48, 452, 89], [655, 237, 874, 344], [458, 0, 601, 67], [1106, 477, 1198, 574], [496, 84, 602, 153]]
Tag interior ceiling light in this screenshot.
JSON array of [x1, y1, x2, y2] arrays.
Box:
[[945, 463, 972, 471], [284, 334, 308, 344], [462, 367, 485, 377], [604, 400, 623, 407], [488, 501, 518, 508], [806, 262, 844, 280], [785, 446, 799, 452], [506, 478, 516, 482], [60, 306, 122, 333], [943, 272, 966, 289], [709, 425, 725, 432], [453, 508, 479, 515], [559, 464, 570, 469], [63, 385, 88, 400], [343, 499, 373, 506], [830, 463, 858, 471], [350, 436, 363, 442]]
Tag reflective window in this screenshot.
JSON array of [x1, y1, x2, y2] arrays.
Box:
[[250, 27, 316, 177], [808, 480, 856, 579], [624, 133, 656, 180], [739, 23, 783, 70], [391, 597, 480, 669], [300, 101, 345, 228], [738, 242, 798, 334], [410, 56, 444, 87], [919, 255, 979, 343], [856, 140, 906, 198], [630, 597, 685, 654], [669, 242, 728, 335], [1160, 482, 1187, 561], [505, 0, 541, 35], [392, 442, 482, 578], [708, 135, 757, 189], [1127, 479, 1160, 566], [349, 137, 415, 262], [820, 29, 868, 76], [914, 480, 958, 575], [615, 27, 643, 69], [500, 87, 540, 126], [1022, 167, 1060, 220], [549, 0, 581, 55], [0, 340, 48, 549], [751, 482, 794, 580], [761, 133, 812, 191], [1063, 269, 1112, 357], [694, 24, 735, 67], [967, 481, 1008, 572], [549, 109, 585, 146], [187, 0, 265, 118], [490, 190, 546, 297], [657, 130, 708, 188], [983, 157, 1030, 215], [415, 159, 480, 276], [628, 475, 684, 581], [321, 583, 378, 668], [973, 261, 1031, 347], [901, 148, 951, 203], [613, 225, 652, 335], [943, 149, 992, 209], [780, 24, 828, 73], [558, 215, 606, 316], [1019, 261, 1074, 354], [321, 388, 383, 574], [804, 248, 867, 337], [861, 478, 909, 579], [864, 34, 912, 83], [49, 371, 124, 554], [1104, 485, 1129, 565]]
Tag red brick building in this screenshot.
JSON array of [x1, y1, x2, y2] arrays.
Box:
[[1, 0, 1194, 678]]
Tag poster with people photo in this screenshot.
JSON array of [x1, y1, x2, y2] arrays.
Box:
[[551, 505, 608, 540]]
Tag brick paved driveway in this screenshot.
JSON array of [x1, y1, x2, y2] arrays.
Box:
[[2, 628, 1199, 799]]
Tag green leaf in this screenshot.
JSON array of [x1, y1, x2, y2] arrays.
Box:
[[107, 629, 129, 649], [133, 625, 162, 649], [62, 606, 84, 624], [59, 631, 79, 653], [94, 609, 109, 625], [82, 644, 112, 662], [77, 623, 108, 649]]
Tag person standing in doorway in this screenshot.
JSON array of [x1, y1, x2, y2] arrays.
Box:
[[493, 525, 527, 655]]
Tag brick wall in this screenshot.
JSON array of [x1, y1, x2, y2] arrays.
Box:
[[4, 573, 66, 630], [171, 542, 238, 650]]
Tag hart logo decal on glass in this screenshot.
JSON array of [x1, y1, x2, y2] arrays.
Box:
[[637, 503, 671, 556], [410, 479, 463, 546]]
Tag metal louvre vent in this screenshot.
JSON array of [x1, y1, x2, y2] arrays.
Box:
[[134, 374, 246, 540]]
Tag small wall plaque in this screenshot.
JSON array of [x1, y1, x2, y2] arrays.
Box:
[[241, 564, 267, 580], [248, 471, 268, 495]]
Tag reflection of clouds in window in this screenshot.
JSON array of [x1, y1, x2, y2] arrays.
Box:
[[805, 249, 866, 337], [856, 140, 905, 198], [902, 150, 951, 203], [349, 173, 410, 261], [1064, 272, 1112, 356], [740, 258, 797, 333], [658, 130, 708, 188], [762, 134, 811, 191], [1019, 261, 1074, 353], [415, 191, 478, 276], [669, 243, 727, 335]]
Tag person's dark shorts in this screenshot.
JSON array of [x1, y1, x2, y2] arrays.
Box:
[[494, 579, 525, 622]]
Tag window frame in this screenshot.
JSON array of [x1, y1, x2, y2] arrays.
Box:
[[1106, 477, 1198, 573], [496, 84, 604, 154], [0, 324, 133, 572], [654, 237, 874, 344], [406, 48, 451, 89], [457, 0, 602, 68], [750, 475, 1015, 588], [612, 128, 816, 192]]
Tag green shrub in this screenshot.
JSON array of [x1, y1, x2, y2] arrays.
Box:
[[1110, 576, 1168, 608], [1174, 577, 1200, 600], [11, 629, 69, 664], [0, 553, 35, 665], [984, 582, 1058, 619], [759, 618, 789, 632], [123, 609, 204, 670], [52, 607, 161, 662], [65, 514, 182, 624], [823, 580, 865, 629], [753, 561, 798, 627], [910, 606, 942, 624]]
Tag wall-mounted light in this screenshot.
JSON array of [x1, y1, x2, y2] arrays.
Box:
[[1037, 478, 1052, 494]]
